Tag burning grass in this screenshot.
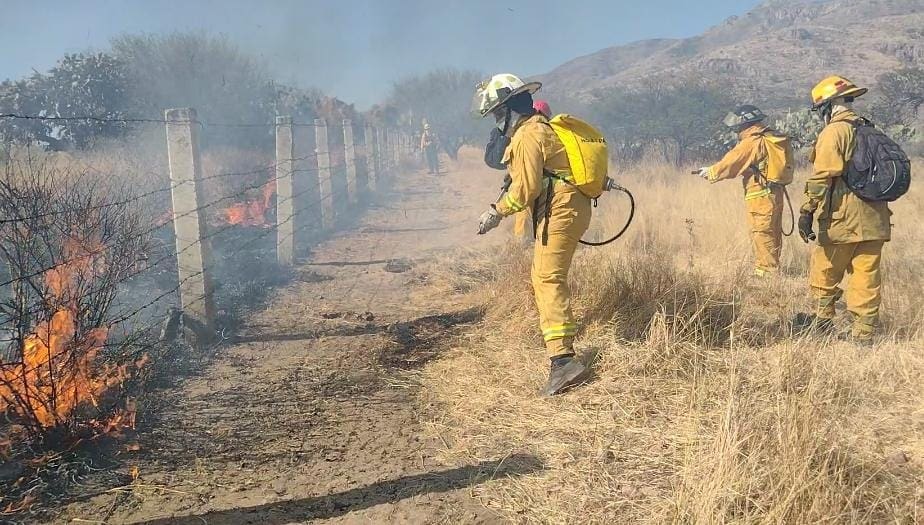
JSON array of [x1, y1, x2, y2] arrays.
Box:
[[421, 160, 924, 523], [0, 157, 156, 516]]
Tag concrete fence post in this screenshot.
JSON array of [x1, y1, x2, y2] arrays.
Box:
[[342, 119, 357, 204], [164, 107, 215, 334], [390, 129, 398, 168], [275, 116, 296, 266], [364, 123, 378, 191], [389, 130, 396, 167], [315, 118, 335, 229], [376, 127, 386, 180]]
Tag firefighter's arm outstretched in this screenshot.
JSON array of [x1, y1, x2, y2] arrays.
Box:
[[702, 137, 760, 183], [494, 125, 545, 216]]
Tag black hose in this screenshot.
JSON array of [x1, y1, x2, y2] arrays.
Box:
[[579, 186, 635, 247], [781, 185, 795, 237]]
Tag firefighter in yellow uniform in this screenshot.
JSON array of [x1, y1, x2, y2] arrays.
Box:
[[420, 123, 439, 174], [698, 105, 787, 276], [511, 100, 553, 241], [796, 76, 891, 343], [473, 73, 591, 396]]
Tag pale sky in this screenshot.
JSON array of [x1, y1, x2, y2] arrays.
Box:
[[0, 0, 762, 107]]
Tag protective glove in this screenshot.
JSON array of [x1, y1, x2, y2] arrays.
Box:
[[477, 205, 502, 235], [798, 212, 816, 243]]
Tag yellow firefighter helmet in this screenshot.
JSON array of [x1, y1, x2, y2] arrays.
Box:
[[811, 75, 868, 109]]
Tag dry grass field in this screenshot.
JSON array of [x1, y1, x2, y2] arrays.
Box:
[[421, 159, 924, 523]]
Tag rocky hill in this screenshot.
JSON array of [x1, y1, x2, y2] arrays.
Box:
[[540, 0, 924, 108]]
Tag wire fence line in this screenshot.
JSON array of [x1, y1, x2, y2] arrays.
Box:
[[1, 107, 416, 363], [2, 169, 342, 327], [0, 151, 325, 225], [5, 182, 344, 376], [0, 112, 330, 129], [0, 158, 319, 288]]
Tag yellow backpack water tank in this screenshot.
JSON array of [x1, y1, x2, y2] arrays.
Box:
[[548, 114, 609, 198], [761, 130, 794, 185]]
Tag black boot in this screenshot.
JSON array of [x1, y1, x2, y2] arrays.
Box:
[[792, 313, 835, 336], [543, 354, 588, 396]]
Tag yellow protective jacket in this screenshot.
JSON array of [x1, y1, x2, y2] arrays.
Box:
[[705, 124, 773, 199], [495, 114, 577, 217], [800, 110, 891, 245], [420, 130, 434, 149]]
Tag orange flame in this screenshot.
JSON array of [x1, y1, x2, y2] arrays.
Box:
[[223, 180, 276, 227], [0, 234, 139, 432]]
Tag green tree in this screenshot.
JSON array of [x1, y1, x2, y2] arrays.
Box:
[[0, 53, 132, 150], [590, 77, 734, 166], [111, 32, 277, 147], [385, 69, 489, 159], [870, 68, 924, 127], [773, 108, 823, 150]]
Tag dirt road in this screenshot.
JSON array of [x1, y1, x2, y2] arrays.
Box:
[[56, 153, 535, 524]]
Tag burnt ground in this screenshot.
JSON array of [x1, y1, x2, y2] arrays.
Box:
[[47, 153, 535, 524]]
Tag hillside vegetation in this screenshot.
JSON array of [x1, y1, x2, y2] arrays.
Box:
[[541, 0, 924, 110], [421, 154, 924, 523]]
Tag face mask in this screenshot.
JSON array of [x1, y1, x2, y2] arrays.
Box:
[[484, 126, 510, 170], [492, 107, 509, 130], [818, 103, 833, 125]]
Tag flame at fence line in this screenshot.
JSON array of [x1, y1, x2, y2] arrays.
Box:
[[223, 179, 276, 227], [0, 233, 142, 433]]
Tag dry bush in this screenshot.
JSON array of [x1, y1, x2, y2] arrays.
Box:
[[421, 158, 924, 523], [0, 154, 164, 518], [0, 156, 152, 442]]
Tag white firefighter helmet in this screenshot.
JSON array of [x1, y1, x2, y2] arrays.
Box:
[[723, 105, 766, 129], [471, 73, 542, 118]]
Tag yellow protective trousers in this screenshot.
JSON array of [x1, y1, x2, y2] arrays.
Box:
[[745, 185, 784, 276], [531, 185, 592, 358], [809, 240, 884, 337], [513, 207, 533, 239]]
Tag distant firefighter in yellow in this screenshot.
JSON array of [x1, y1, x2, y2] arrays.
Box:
[[794, 75, 910, 343], [473, 73, 591, 396], [696, 105, 794, 277], [420, 122, 440, 174]]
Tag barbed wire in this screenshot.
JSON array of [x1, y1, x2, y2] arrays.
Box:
[[0, 113, 178, 125], [1, 181, 335, 367], [1, 165, 348, 328], [77, 157, 354, 326], [0, 157, 343, 288], [103, 181, 336, 327], [0, 131, 399, 364], [0, 112, 370, 129], [0, 152, 326, 225], [175, 187, 352, 318]]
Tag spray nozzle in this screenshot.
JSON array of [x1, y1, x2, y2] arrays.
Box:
[[603, 176, 623, 192]]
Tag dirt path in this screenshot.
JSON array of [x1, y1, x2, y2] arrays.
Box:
[[55, 153, 534, 524]]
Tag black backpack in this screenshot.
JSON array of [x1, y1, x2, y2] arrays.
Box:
[[844, 118, 911, 202]]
